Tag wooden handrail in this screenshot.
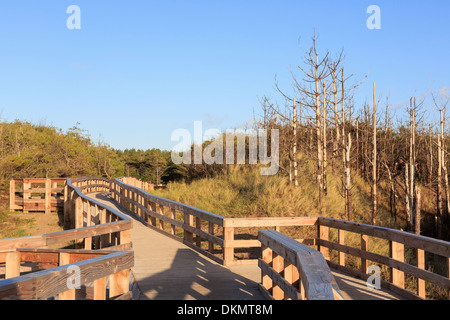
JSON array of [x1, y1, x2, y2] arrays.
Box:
[[258, 230, 343, 300], [0, 249, 133, 300]]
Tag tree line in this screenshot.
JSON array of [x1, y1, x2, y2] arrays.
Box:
[[0, 120, 175, 186]]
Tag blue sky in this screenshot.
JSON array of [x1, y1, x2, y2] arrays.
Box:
[[0, 1, 448, 150]]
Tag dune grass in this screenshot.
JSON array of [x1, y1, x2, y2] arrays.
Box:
[[0, 210, 35, 239], [153, 159, 405, 229]]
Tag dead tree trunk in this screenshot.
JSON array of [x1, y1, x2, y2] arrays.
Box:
[[340, 69, 352, 221], [415, 187, 421, 235], [407, 99, 416, 232], [437, 110, 443, 239], [345, 133, 352, 221], [384, 162, 397, 222], [372, 83, 378, 225], [293, 98, 298, 187], [323, 82, 328, 196], [356, 118, 360, 175], [315, 54, 324, 212], [332, 74, 340, 175], [429, 124, 433, 186], [442, 111, 450, 223], [406, 164, 411, 228]]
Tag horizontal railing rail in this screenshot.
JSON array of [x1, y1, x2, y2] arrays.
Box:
[[258, 230, 343, 300]]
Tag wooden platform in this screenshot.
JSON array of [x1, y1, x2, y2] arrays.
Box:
[[86, 192, 404, 300]]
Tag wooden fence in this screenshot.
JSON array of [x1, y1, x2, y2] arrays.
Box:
[[120, 176, 154, 192], [10, 178, 66, 214], [0, 177, 134, 300], [316, 217, 450, 300], [258, 230, 343, 300]]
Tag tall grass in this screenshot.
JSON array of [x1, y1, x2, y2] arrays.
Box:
[[153, 159, 401, 226], [0, 210, 35, 238]]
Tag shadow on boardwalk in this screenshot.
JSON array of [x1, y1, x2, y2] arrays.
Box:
[[134, 248, 264, 300]]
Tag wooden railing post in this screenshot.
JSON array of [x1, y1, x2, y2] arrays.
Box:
[[110, 269, 130, 299], [84, 203, 92, 250], [223, 227, 234, 266], [447, 257, 450, 300], [59, 252, 76, 300], [5, 250, 20, 279], [318, 223, 329, 260], [9, 179, 15, 212], [23, 180, 31, 213], [195, 217, 201, 247], [261, 244, 273, 293], [120, 229, 131, 246], [75, 196, 83, 249], [417, 248, 425, 298], [208, 222, 214, 253], [63, 184, 70, 228], [158, 204, 165, 230], [390, 240, 405, 289], [272, 252, 284, 299], [45, 179, 51, 215], [94, 277, 107, 300], [171, 208, 177, 235], [283, 260, 299, 300], [338, 229, 345, 267], [361, 234, 368, 273], [70, 189, 76, 229], [184, 212, 194, 243], [150, 201, 157, 227]]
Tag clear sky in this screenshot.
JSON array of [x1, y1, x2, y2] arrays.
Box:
[[0, 1, 448, 151]]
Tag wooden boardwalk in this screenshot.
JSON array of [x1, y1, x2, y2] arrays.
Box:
[[87, 192, 404, 300]]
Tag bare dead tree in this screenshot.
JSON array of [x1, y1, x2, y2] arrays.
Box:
[[372, 83, 378, 225], [431, 89, 450, 239]]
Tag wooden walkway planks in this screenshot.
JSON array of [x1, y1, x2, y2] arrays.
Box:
[[86, 192, 404, 301]]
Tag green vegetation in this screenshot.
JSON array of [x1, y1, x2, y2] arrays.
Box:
[[0, 209, 34, 238], [0, 120, 171, 184]]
